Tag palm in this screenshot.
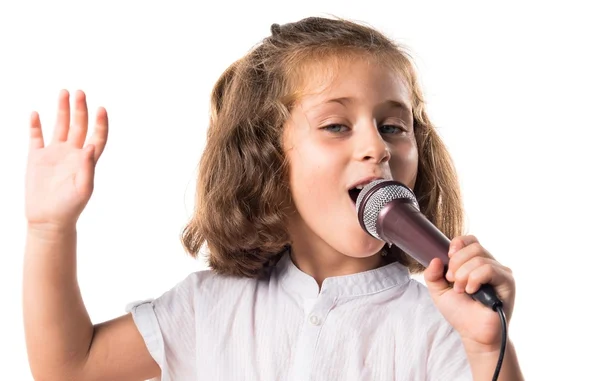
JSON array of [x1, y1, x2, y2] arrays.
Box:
[[424, 239, 517, 351], [26, 143, 92, 224], [25, 90, 108, 228], [433, 289, 504, 346]]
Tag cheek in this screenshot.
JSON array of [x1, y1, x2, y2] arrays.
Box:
[[286, 146, 333, 208], [289, 135, 344, 183], [389, 139, 419, 189]]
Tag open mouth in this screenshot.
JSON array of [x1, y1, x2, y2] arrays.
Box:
[[348, 187, 362, 204], [348, 177, 384, 205]]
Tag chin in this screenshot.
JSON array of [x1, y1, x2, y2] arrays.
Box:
[[339, 233, 386, 259], [336, 218, 386, 257]]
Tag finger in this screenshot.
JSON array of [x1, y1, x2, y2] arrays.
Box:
[[452, 256, 496, 293], [446, 241, 494, 282], [52, 89, 70, 143], [424, 258, 451, 295], [88, 107, 109, 162], [67, 90, 88, 148], [448, 235, 479, 257], [29, 111, 44, 150], [464, 263, 512, 295]]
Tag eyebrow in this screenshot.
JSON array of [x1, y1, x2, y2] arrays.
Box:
[[324, 97, 410, 110]]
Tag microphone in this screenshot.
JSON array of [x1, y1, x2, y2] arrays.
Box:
[[356, 179, 502, 310]]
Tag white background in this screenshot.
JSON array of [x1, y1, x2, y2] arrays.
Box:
[[1, 1, 599, 379]]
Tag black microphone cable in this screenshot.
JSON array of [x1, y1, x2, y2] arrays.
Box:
[[492, 305, 507, 381], [469, 284, 506, 381]]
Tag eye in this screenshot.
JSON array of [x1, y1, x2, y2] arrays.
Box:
[[378, 124, 406, 135], [321, 124, 350, 133]]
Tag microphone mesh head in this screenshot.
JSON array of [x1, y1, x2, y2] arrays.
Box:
[[356, 179, 420, 239]]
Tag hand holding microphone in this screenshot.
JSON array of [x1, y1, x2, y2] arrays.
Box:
[[356, 179, 504, 310], [356, 180, 516, 380]]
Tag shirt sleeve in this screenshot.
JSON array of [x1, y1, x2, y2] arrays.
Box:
[[426, 320, 473, 381], [126, 273, 198, 381]]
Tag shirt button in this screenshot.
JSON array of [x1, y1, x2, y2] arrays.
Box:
[[309, 315, 321, 326]]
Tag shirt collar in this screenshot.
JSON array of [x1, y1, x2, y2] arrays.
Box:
[[275, 251, 410, 298]]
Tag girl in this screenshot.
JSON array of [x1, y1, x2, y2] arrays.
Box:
[[23, 16, 524, 381]]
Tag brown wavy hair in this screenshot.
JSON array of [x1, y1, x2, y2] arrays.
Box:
[[181, 16, 464, 277]]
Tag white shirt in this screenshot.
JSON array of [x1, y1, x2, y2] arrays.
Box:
[[128, 252, 472, 381]]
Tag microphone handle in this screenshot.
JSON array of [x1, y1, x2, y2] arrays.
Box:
[[377, 199, 502, 310]]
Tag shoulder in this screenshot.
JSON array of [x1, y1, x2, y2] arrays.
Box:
[[124, 267, 268, 379], [127, 267, 264, 314], [164, 268, 264, 300]]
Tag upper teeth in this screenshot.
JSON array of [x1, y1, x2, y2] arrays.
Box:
[[355, 184, 364, 190]]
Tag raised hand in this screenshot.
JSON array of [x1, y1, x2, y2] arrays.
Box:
[[25, 90, 108, 229]]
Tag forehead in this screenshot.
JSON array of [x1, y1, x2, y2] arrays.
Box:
[[291, 55, 413, 110]]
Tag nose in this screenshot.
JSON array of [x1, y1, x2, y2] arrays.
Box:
[[353, 122, 391, 163]]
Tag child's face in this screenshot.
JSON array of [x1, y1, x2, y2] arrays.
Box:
[[283, 57, 418, 259]]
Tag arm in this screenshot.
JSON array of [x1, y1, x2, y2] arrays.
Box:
[[23, 225, 159, 381], [22, 90, 159, 381], [466, 340, 523, 381]]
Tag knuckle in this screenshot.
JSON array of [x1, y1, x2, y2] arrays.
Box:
[[448, 257, 460, 270], [472, 256, 486, 267], [471, 242, 484, 253], [482, 263, 495, 274], [455, 269, 468, 282]]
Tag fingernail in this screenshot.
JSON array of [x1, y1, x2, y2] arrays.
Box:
[[446, 270, 454, 281]]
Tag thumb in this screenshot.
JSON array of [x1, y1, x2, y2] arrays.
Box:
[[423, 258, 451, 297]]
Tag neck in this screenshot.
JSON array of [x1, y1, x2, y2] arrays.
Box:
[[288, 242, 387, 287]]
